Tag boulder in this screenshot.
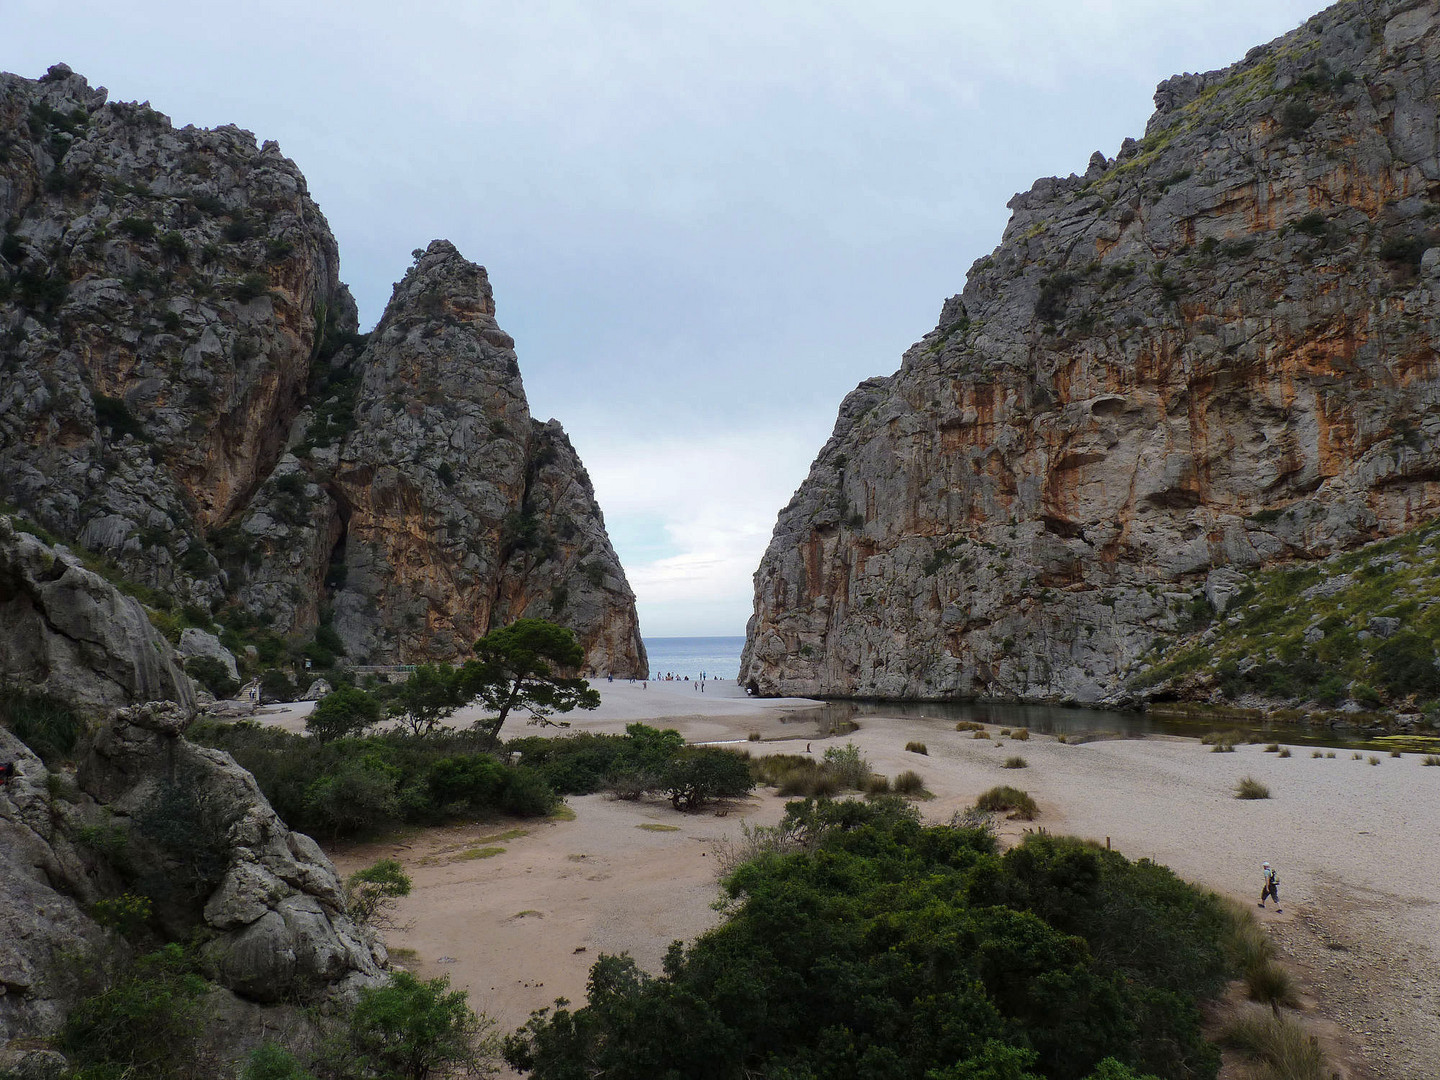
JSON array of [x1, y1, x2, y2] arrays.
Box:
[[0, 519, 194, 713], [178, 627, 241, 682]]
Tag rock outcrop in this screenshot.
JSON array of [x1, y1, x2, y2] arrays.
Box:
[[0, 516, 194, 710], [0, 700, 386, 1050], [0, 66, 644, 675], [742, 0, 1440, 704]]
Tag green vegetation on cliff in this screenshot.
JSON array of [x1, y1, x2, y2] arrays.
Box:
[[1133, 517, 1440, 715]]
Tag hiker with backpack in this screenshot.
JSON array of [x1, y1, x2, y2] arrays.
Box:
[[1259, 862, 1281, 911]]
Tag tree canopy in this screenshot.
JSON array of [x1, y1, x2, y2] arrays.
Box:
[[470, 619, 600, 749]]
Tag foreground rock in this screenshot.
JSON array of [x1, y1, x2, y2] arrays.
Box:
[[0, 516, 193, 710], [742, 0, 1440, 704], [0, 701, 386, 1059]]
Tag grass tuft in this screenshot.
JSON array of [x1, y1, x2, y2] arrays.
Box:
[[954, 721, 985, 732], [975, 785, 1037, 820], [1011, 727, 1029, 741], [1235, 776, 1270, 800], [1264, 743, 1280, 753], [1424, 755, 1440, 766], [905, 741, 928, 755], [972, 730, 990, 740], [1002, 756, 1028, 769], [1311, 750, 1323, 758], [1369, 755, 1380, 766], [1277, 748, 1291, 758], [1223, 1007, 1328, 1080], [892, 770, 927, 796]]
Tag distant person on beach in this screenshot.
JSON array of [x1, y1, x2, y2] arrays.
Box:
[[1258, 862, 1280, 910]]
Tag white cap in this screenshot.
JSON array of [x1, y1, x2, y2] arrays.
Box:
[[1263, 862, 1270, 868]]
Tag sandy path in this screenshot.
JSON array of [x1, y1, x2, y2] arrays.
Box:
[[296, 684, 1439, 1078]]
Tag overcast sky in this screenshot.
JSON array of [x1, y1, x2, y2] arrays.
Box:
[[9, 0, 1330, 638]]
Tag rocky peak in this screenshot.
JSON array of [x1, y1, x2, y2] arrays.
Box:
[[0, 68, 644, 679], [742, 0, 1440, 704]]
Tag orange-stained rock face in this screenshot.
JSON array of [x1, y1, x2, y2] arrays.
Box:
[[742, 0, 1440, 704], [0, 70, 645, 678]]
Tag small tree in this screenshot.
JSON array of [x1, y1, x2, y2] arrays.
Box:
[[661, 748, 754, 811], [470, 620, 600, 750], [345, 858, 412, 932], [306, 686, 381, 742], [389, 664, 471, 737], [334, 971, 497, 1080]]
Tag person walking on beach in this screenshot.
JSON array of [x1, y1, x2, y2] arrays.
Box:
[[1258, 862, 1281, 911]]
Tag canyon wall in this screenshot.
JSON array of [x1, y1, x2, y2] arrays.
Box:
[[0, 66, 644, 677], [742, 0, 1440, 704]]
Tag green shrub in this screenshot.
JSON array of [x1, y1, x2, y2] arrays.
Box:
[[157, 230, 188, 259], [222, 217, 255, 242], [506, 815, 1228, 1080], [134, 772, 236, 904], [976, 785, 1037, 819], [661, 748, 753, 810], [242, 1041, 315, 1080], [1011, 727, 1030, 741], [345, 858, 412, 931], [259, 668, 296, 703], [233, 271, 271, 303], [1423, 755, 1440, 766], [303, 757, 400, 839], [91, 892, 152, 939], [117, 216, 156, 240], [501, 764, 560, 816], [904, 740, 928, 755], [1003, 755, 1028, 769], [1373, 631, 1440, 696], [0, 683, 84, 762], [189, 723, 564, 840], [331, 971, 495, 1080], [306, 686, 381, 742], [185, 655, 239, 700], [821, 742, 872, 787], [58, 944, 209, 1079]]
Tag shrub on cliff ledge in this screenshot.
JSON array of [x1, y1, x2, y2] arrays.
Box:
[[0, 683, 84, 763]]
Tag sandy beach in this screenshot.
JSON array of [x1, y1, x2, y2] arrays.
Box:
[[270, 681, 1439, 1078]]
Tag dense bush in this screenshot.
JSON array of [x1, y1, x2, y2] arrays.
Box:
[[185, 655, 240, 700], [660, 747, 754, 810], [505, 805, 1227, 1080], [326, 971, 495, 1079], [59, 943, 210, 1079], [306, 686, 382, 741], [190, 723, 561, 840]]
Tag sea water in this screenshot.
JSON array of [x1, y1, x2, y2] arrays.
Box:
[[642, 636, 745, 682]]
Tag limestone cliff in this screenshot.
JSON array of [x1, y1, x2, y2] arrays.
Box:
[[0, 66, 644, 677], [320, 240, 646, 671], [742, 0, 1440, 704]]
